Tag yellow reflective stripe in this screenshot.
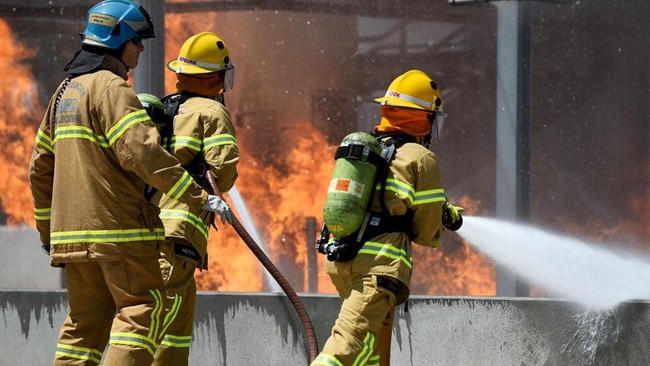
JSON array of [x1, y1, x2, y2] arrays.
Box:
[[159, 209, 209, 240], [34, 207, 51, 221], [367, 354, 380, 365], [54, 125, 110, 147], [109, 332, 157, 357], [378, 179, 445, 206], [204, 134, 237, 149], [159, 294, 182, 341], [35, 129, 54, 153], [106, 110, 149, 146], [379, 178, 415, 204], [170, 135, 202, 152], [414, 188, 446, 205], [55, 343, 102, 364], [311, 353, 345, 366], [50, 228, 164, 245], [353, 332, 376, 366], [167, 171, 194, 200], [148, 289, 163, 341], [161, 334, 192, 348], [359, 241, 412, 269]]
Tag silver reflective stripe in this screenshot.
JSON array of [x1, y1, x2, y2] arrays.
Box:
[[385, 90, 431, 109]]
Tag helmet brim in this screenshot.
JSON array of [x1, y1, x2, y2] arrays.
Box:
[[167, 60, 219, 75], [373, 97, 429, 111]]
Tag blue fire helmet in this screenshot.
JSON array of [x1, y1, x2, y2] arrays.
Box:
[[82, 0, 155, 50]]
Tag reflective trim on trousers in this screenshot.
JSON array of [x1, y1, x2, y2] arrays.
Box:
[[159, 294, 182, 341], [55, 343, 103, 364], [109, 332, 158, 357], [160, 334, 192, 348], [353, 332, 376, 366], [311, 353, 345, 366]]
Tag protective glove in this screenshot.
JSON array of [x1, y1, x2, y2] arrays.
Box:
[[442, 201, 464, 231], [41, 241, 50, 255], [202, 195, 235, 224]]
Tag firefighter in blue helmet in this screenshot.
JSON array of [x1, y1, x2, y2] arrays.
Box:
[[28, 2, 233, 365], [312, 70, 464, 365]]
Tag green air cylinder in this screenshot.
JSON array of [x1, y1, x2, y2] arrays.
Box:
[[323, 132, 381, 239]]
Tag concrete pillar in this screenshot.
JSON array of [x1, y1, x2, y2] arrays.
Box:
[[133, 0, 165, 96], [494, 1, 531, 296]]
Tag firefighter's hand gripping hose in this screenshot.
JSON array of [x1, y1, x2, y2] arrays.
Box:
[[205, 172, 319, 363], [442, 201, 464, 231], [202, 194, 235, 224]]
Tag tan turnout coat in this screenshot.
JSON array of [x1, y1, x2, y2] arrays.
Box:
[[29, 59, 209, 265], [150, 96, 239, 265]]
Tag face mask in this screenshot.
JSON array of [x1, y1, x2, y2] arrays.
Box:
[[376, 106, 432, 136]]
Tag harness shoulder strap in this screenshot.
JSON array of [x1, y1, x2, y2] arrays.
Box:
[[159, 92, 199, 150], [144, 92, 205, 201], [374, 133, 414, 214]]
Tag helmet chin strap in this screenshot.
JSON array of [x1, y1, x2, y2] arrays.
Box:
[[420, 134, 432, 149]]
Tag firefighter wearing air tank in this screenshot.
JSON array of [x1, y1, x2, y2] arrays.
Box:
[[312, 69, 464, 366], [146, 32, 239, 366]]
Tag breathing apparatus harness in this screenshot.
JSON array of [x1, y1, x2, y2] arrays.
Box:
[[316, 133, 415, 262], [144, 91, 211, 200]]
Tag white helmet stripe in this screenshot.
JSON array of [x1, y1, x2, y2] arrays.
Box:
[[385, 90, 432, 109], [177, 56, 224, 71]]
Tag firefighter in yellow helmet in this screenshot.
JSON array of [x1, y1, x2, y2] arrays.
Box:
[[150, 31, 239, 366], [28, 2, 233, 365], [311, 69, 464, 366]]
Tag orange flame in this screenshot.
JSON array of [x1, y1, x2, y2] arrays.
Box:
[[0, 19, 40, 226], [194, 120, 337, 293]]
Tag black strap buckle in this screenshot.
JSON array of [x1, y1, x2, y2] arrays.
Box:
[[376, 276, 399, 295]]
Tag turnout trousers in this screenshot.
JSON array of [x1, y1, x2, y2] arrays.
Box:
[[311, 273, 397, 366], [54, 253, 176, 366], [153, 240, 199, 366]]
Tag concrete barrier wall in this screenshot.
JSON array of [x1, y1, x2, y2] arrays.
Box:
[[1, 291, 649, 365], [0, 225, 63, 290]]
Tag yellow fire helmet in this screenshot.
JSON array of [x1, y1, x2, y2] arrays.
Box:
[[167, 32, 235, 88], [373, 69, 443, 112], [374, 69, 447, 143]]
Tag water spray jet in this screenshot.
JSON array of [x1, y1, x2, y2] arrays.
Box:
[[457, 216, 650, 311]]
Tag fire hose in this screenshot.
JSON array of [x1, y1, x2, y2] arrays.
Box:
[[205, 171, 319, 363]]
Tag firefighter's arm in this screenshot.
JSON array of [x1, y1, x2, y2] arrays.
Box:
[[201, 105, 239, 193], [411, 153, 446, 247], [116, 120, 210, 209], [28, 125, 55, 245], [103, 85, 210, 210]]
